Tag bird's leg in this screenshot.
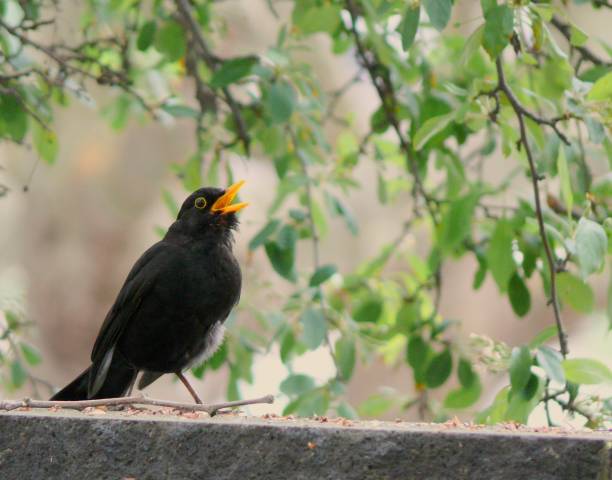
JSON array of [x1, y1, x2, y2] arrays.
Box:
[[125, 374, 137, 397], [176, 371, 203, 404]]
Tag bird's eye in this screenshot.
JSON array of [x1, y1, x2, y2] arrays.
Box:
[[194, 197, 207, 209]]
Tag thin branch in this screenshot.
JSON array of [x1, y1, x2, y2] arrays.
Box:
[[290, 128, 338, 369], [553, 397, 595, 423], [174, 0, 251, 154], [345, 0, 438, 223], [550, 16, 611, 68], [494, 58, 568, 358], [0, 394, 275, 416], [0, 20, 158, 119], [479, 86, 571, 146]]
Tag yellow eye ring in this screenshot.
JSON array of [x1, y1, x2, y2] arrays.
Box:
[[194, 197, 207, 209]]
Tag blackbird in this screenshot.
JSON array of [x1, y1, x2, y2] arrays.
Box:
[[50, 181, 248, 403]]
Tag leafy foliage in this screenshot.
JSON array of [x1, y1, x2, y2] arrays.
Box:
[[1, 0, 610, 427]]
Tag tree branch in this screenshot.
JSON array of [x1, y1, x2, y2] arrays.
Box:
[[494, 58, 568, 358], [345, 0, 438, 223], [174, 0, 251, 154], [550, 16, 611, 68], [0, 394, 274, 416], [0, 19, 158, 119], [289, 128, 339, 370]]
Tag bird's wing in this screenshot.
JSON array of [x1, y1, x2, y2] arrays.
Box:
[[88, 241, 180, 395]]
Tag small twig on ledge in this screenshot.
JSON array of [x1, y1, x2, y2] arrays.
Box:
[[0, 394, 275, 417], [494, 58, 569, 358]]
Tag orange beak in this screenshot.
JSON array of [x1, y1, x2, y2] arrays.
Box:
[[211, 180, 248, 215]]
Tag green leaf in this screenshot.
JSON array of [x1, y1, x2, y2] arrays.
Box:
[[528, 325, 558, 349], [406, 335, 430, 371], [266, 82, 295, 124], [0, 94, 28, 142], [181, 154, 202, 191], [358, 393, 395, 417], [309, 264, 337, 287], [11, 361, 26, 388], [438, 192, 478, 252], [461, 24, 485, 65], [336, 402, 358, 419], [155, 21, 187, 62], [296, 390, 329, 416], [210, 56, 258, 88], [587, 71, 612, 101], [249, 219, 281, 250], [280, 329, 296, 364], [480, 0, 496, 15], [557, 147, 573, 218], [483, 5, 514, 59], [425, 348, 452, 388], [399, 5, 420, 51], [353, 297, 383, 323], [265, 225, 297, 281], [557, 272, 595, 313], [292, 3, 342, 35], [326, 193, 358, 235], [19, 342, 42, 366], [521, 373, 539, 401], [207, 341, 227, 370], [4, 310, 20, 330], [575, 218, 607, 278], [509, 346, 532, 392], [311, 199, 329, 239], [536, 346, 565, 384], [506, 375, 542, 423], [137, 21, 157, 51], [280, 374, 316, 395], [562, 358, 612, 384], [508, 273, 531, 317], [423, 0, 452, 31], [413, 113, 454, 150], [569, 24, 588, 47], [476, 386, 509, 425], [458, 358, 476, 388], [32, 123, 59, 164], [486, 220, 515, 292], [444, 378, 482, 409], [396, 302, 418, 332], [335, 337, 356, 381], [299, 308, 327, 350]]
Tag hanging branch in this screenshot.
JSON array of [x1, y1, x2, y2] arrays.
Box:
[[550, 17, 611, 68], [0, 19, 158, 119], [289, 127, 339, 371], [0, 394, 274, 416], [174, 0, 251, 154], [492, 58, 569, 358], [344, 0, 438, 223]]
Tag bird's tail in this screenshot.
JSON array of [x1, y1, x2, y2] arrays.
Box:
[[50, 359, 137, 401]]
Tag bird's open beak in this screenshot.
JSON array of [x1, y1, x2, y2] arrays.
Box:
[[211, 180, 249, 215]]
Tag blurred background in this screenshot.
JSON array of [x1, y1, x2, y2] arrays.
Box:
[[0, 0, 610, 425]]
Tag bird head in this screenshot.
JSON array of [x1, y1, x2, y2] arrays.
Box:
[[171, 181, 248, 241]]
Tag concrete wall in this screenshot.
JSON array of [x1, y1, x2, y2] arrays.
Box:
[[0, 411, 610, 479]]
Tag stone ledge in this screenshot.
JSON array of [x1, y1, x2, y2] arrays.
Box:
[[0, 410, 610, 480]]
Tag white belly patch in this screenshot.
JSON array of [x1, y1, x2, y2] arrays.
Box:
[[188, 321, 226, 368]]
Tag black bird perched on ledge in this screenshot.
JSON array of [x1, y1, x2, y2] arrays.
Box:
[[51, 181, 248, 403]]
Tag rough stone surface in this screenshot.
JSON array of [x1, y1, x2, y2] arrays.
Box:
[[0, 410, 610, 480]]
